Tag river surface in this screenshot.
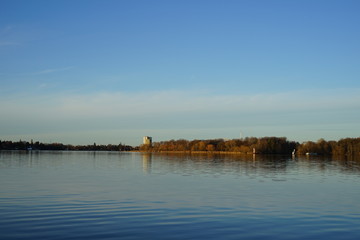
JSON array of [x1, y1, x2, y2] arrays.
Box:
[[1, 151, 360, 240]]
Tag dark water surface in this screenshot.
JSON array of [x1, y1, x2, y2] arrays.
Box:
[[1, 151, 360, 240]]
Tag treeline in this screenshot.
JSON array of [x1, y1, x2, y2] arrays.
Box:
[[2, 137, 360, 156], [140, 137, 298, 154], [140, 137, 360, 156], [297, 138, 360, 156], [0, 140, 134, 151]]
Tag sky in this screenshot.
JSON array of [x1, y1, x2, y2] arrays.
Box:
[[1, 0, 360, 146]]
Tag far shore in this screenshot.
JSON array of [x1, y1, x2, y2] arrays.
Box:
[[2, 137, 360, 156]]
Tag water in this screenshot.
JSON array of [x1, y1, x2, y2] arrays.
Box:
[[1, 151, 360, 240]]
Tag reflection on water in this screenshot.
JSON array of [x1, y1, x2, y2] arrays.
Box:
[[1, 151, 360, 240], [142, 153, 152, 174], [2, 151, 359, 175], [138, 152, 360, 178]]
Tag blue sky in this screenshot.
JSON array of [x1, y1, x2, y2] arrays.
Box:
[[1, 0, 360, 146]]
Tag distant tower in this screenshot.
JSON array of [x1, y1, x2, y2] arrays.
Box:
[[143, 136, 152, 146]]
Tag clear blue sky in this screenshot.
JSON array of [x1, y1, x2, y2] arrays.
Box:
[[1, 0, 360, 146]]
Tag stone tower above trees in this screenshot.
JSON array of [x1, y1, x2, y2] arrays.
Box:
[[143, 136, 152, 146]]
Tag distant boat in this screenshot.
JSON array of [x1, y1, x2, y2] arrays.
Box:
[[27, 147, 33, 151], [306, 152, 317, 156]]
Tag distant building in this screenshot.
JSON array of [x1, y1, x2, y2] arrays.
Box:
[[143, 136, 152, 145]]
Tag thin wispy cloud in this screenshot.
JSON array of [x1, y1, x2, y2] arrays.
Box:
[[0, 25, 20, 47], [0, 66, 74, 78], [1, 25, 14, 34], [0, 41, 20, 46], [32, 66, 74, 75]]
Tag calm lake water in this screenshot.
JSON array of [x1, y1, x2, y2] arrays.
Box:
[[1, 151, 360, 240]]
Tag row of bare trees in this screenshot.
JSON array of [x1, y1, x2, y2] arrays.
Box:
[[140, 137, 360, 156], [140, 137, 298, 154], [297, 138, 360, 156], [2, 137, 359, 156]]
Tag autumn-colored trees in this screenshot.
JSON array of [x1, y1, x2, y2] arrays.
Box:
[[331, 138, 360, 156], [139, 137, 360, 156], [255, 137, 298, 154], [140, 137, 298, 154], [2, 137, 360, 156], [295, 138, 360, 156]]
